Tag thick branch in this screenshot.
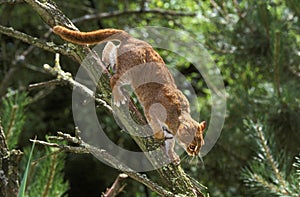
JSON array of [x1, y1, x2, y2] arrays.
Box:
[[31, 132, 173, 197]]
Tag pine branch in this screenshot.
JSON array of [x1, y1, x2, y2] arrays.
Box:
[[255, 124, 289, 194], [242, 120, 295, 196], [2, 91, 29, 149], [0, 92, 29, 196], [247, 173, 286, 194]]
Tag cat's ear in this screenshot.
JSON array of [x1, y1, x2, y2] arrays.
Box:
[[102, 41, 118, 70], [198, 121, 206, 133]]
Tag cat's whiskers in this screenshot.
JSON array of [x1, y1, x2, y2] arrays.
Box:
[[190, 156, 198, 165], [198, 153, 205, 169], [180, 153, 189, 163]]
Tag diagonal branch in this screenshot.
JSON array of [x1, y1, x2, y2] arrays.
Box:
[[30, 131, 174, 197]]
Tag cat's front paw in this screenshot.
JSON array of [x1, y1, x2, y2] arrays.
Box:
[[170, 151, 180, 165], [164, 138, 180, 165], [113, 96, 127, 107], [112, 87, 127, 107]]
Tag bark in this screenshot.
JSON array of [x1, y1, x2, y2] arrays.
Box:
[[0, 121, 23, 197]]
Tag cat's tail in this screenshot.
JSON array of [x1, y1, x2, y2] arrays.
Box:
[[53, 25, 126, 45]]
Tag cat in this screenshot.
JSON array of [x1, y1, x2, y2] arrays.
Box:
[[53, 25, 206, 164]]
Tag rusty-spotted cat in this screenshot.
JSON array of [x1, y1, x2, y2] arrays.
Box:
[[53, 25, 206, 164]]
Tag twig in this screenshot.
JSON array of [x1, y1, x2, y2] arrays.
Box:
[[43, 53, 113, 112], [30, 139, 89, 154], [32, 149, 63, 166], [72, 8, 197, 24], [102, 173, 128, 197], [29, 79, 62, 90]]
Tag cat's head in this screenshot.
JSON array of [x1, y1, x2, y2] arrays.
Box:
[[177, 117, 206, 156]]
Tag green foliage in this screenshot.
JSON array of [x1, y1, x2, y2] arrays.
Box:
[[242, 119, 299, 196], [1, 90, 29, 149], [0, 90, 69, 196], [20, 146, 69, 197]]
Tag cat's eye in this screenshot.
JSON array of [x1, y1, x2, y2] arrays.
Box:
[[189, 144, 196, 150]]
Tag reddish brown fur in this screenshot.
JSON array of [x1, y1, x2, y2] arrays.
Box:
[[53, 25, 206, 161], [53, 26, 124, 45]]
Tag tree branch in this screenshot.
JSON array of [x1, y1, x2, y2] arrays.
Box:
[[42, 53, 113, 113], [0, 25, 74, 59], [102, 173, 128, 197], [255, 125, 290, 194], [31, 131, 174, 197], [72, 8, 197, 24]]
